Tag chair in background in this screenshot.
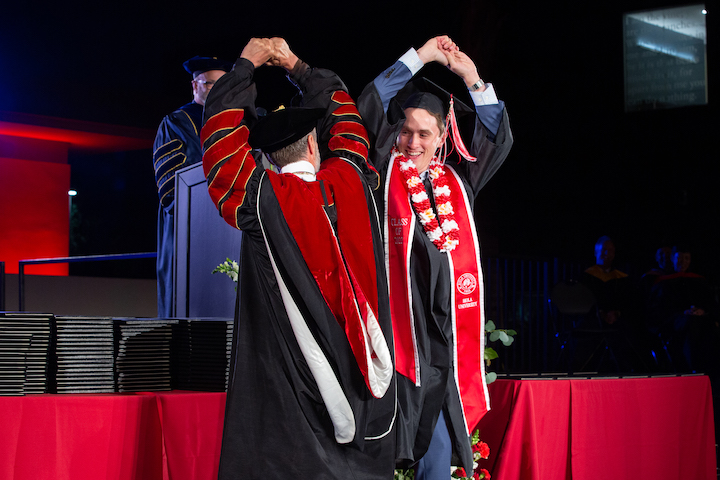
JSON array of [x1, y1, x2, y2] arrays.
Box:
[[550, 279, 598, 373], [552, 279, 651, 373]]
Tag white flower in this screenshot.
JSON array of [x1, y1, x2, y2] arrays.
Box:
[[442, 238, 459, 252], [406, 176, 423, 188], [429, 165, 443, 180], [426, 227, 443, 241], [418, 209, 436, 224], [399, 159, 415, 171], [437, 201, 454, 216], [411, 191, 429, 203], [213, 258, 239, 284], [434, 185, 451, 196], [441, 219, 459, 232]]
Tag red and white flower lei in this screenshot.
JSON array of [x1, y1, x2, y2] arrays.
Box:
[[392, 147, 460, 253]]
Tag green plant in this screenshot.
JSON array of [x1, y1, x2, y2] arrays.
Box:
[[483, 319, 516, 384], [212, 258, 239, 284]]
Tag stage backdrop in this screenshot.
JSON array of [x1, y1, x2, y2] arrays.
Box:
[[0, 156, 70, 276]]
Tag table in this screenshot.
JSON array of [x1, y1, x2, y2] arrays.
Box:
[[476, 375, 717, 480], [1, 376, 715, 479], [1, 391, 226, 480]]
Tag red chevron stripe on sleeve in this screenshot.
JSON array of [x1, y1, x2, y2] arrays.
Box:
[[206, 145, 253, 202], [202, 109, 256, 227], [331, 105, 362, 118], [328, 136, 369, 160], [203, 127, 248, 179], [201, 109, 245, 146], [213, 152, 256, 228], [330, 121, 370, 146], [331, 90, 354, 105]]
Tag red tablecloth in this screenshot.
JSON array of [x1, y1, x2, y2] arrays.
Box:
[[0, 391, 225, 480], [477, 375, 717, 480], [1, 377, 715, 479], [154, 391, 226, 480]]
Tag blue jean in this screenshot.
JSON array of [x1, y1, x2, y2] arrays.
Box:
[[416, 410, 452, 480]]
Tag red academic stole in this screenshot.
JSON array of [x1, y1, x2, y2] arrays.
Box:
[[266, 158, 392, 399], [386, 156, 490, 432]]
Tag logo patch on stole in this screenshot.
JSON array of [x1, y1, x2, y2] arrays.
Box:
[[456, 273, 477, 295]]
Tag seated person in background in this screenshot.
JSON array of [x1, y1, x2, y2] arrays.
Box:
[[647, 246, 673, 276], [582, 236, 635, 326], [201, 37, 395, 480], [581, 236, 650, 371], [639, 246, 673, 300], [648, 245, 719, 373]]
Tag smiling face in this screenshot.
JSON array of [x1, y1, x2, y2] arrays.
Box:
[[398, 107, 444, 173], [673, 251, 692, 273]]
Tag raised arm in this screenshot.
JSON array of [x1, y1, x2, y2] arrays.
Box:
[[270, 38, 375, 183], [358, 36, 512, 189], [358, 36, 458, 173], [436, 46, 512, 193], [201, 38, 274, 230]]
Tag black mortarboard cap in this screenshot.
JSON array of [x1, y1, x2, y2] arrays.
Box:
[[248, 107, 326, 153], [389, 77, 475, 125], [183, 56, 233, 77], [402, 92, 445, 117]]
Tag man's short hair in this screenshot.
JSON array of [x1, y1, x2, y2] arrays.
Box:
[[595, 235, 613, 250], [269, 130, 317, 168], [425, 109, 446, 136]]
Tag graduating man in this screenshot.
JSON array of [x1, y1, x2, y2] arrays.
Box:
[[153, 55, 232, 317], [358, 36, 513, 478], [201, 38, 396, 479]]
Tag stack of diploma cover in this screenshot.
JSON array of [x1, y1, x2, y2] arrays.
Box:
[[171, 318, 233, 391], [115, 318, 176, 392], [0, 312, 53, 395], [55, 316, 115, 393]]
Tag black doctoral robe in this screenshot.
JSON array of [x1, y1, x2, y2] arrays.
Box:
[[201, 59, 397, 480]]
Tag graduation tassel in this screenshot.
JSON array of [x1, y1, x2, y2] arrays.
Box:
[[446, 95, 477, 163]]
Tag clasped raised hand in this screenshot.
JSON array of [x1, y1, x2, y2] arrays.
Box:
[[240, 38, 275, 68], [266, 37, 299, 71], [241, 37, 300, 71], [417, 35, 457, 66]]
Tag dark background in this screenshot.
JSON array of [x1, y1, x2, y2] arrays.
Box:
[[1, 0, 717, 281]]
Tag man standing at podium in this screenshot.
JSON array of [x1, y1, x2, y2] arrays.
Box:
[[201, 38, 396, 479], [153, 56, 232, 317]]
